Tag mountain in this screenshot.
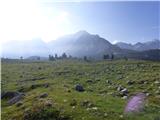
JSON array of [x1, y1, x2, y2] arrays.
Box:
[[1, 38, 50, 58], [115, 42, 134, 50], [115, 39, 160, 51], [1, 31, 159, 60], [48, 30, 122, 58]]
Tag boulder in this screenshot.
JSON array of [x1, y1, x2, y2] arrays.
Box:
[[154, 81, 160, 85], [1, 91, 20, 99], [121, 88, 128, 96], [8, 93, 25, 105], [75, 84, 84, 92], [39, 93, 48, 98], [86, 80, 94, 83], [16, 101, 23, 107], [44, 83, 49, 88], [126, 80, 135, 85], [117, 85, 123, 92]]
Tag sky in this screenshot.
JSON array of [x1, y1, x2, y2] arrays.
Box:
[[0, 0, 159, 44]]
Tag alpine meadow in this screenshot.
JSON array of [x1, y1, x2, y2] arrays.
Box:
[[1, 1, 160, 120]]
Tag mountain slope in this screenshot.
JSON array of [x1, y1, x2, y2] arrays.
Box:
[[115, 39, 160, 51], [48, 30, 121, 58]]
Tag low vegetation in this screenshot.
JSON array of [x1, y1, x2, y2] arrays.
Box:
[[1, 59, 160, 120]]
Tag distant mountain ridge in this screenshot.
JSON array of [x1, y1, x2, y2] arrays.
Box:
[[115, 39, 160, 51], [48, 30, 121, 58], [1, 30, 160, 60]]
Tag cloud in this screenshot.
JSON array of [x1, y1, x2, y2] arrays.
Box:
[[0, 0, 72, 43]]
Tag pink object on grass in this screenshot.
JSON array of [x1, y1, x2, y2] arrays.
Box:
[[124, 93, 146, 113]]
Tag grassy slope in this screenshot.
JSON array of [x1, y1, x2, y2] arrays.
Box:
[[1, 59, 160, 120]]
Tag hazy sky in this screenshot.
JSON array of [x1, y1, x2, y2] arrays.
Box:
[[0, 0, 159, 44]]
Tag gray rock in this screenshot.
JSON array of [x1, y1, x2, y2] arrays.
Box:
[[121, 88, 128, 96], [39, 93, 48, 98], [145, 92, 150, 96], [44, 99, 53, 107], [75, 84, 84, 92], [154, 81, 160, 85], [44, 83, 49, 88], [86, 80, 94, 83], [16, 101, 23, 107], [127, 80, 135, 85], [1, 91, 20, 99], [8, 94, 24, 105], [122, 96, 128, 99], [106, 80, 111, 84], [117, 85, 123, 92]]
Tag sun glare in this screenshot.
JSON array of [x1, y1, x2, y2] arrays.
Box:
[[0, 0, 71, 43]]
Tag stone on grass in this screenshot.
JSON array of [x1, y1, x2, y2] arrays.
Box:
[[1, 91, 20, 99], [16, 101, 23, 107], [86, 80, 94, 83], [127, 80, 135, 85], [122, 96, 128, 100], [39, 93, 48, 98], [44, 83, 49, 88], [121, 88, 128, 96], [75, 84, 84, 92], [8, 93, 25, 105]]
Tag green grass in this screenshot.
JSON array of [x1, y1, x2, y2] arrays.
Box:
[[1, 59, 160, 120]]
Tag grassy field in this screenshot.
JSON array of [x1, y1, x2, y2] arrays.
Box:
[[1, 59, 160, 120]]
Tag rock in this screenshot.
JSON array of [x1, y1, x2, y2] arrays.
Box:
[[121, 88, 128, 96], [30, 77, 46, 81], [44, 100, 53, 107], [119, 115, 123, 118], [44, 83, 49, 88], [75, 84, 84, 92], [145, 92, 150, 96], [126, 80, 135, 85], [122, 96, 128, 99], [38, 67, 42, 70], [106, 80, 112, 84], [1, 91, 20, 99], [8, 93, 24, 105], [16, 101, 23, 107], [104, 113, 108, 117], [72, 106, 75, 109], [86, 80, 93, 83], [155, 90, 160, 95], [117, 85, 123, 92], [31, 83, 49, 89], [138, 80, 146, 84], [154, 81, 160, 85], [92, 107, 98, 110], [67, 89, 71, 93], [39, 93, 48, 98]]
